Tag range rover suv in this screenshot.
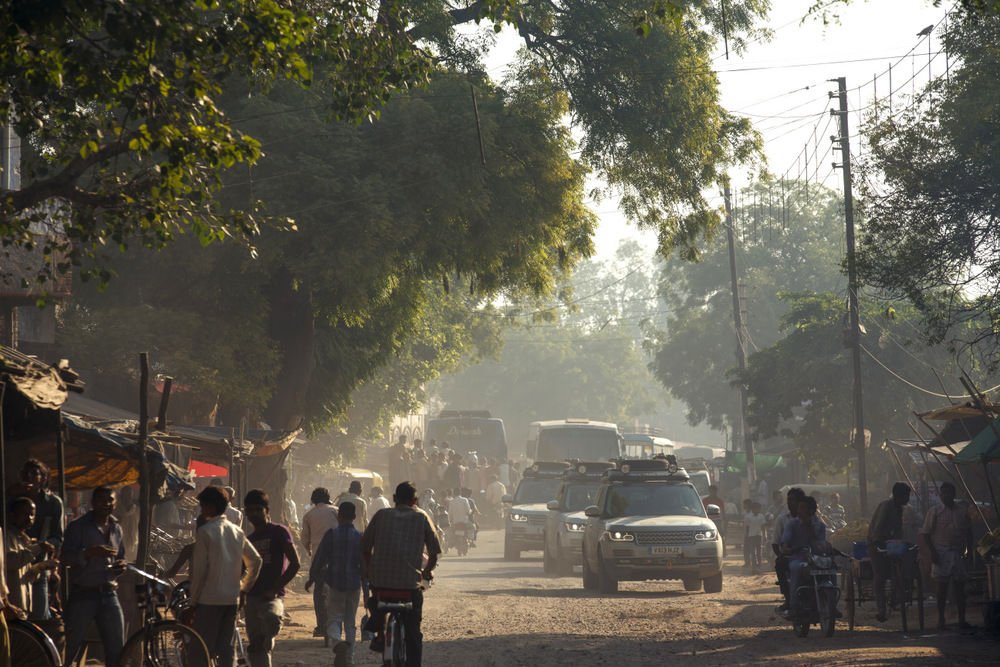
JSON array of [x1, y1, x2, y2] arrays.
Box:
[[503, 461, 570, 560], [581, 458, 724, 594]]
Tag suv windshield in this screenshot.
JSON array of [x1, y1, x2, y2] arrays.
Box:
[[563, 482, 602, 511], [513, 478, 562, 505], [604, 483, 705, 518]]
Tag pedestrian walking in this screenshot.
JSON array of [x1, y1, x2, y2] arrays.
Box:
[[62, 486, 127, 667], [306, 502, 362, 666], [244, 489, 300, 667], [920, 482, 974, 630], [190, 485, 262, 667], [744, 501, 766, 571], [300, 488, 339, 638], [336, 481, 369, 533], [368, 487, 391, 515]]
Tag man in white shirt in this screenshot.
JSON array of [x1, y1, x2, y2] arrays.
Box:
[[368, 487, 391, 515], [300, 488, 339, 637], [191, 486, 263, 667], [223, 486, 243, 526], [336, 481, 369, 532]]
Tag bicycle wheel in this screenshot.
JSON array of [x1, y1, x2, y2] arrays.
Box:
[[844, 567, 856, 631], [895, 562, 909, 634], [392, 613, 406, 666], [915, 570, 924, 632], [8, 619, 60, 667], [121, 620, 211, 667]]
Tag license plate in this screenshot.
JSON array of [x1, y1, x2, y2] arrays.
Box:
[[650, 546, 682, 556]]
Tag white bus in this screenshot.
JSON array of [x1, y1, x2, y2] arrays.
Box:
[[526, 419, 622, 463]]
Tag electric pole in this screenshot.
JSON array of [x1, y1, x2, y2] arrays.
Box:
[[831, 77, 868, 515], [723, 180, 756, 486]]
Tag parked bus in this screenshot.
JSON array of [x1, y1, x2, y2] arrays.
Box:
[[622, 433, 675, 460], [425, 410, 508, 462], [526, 419, 622, 463]]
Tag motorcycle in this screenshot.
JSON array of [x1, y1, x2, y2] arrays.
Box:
[[433, 506, 450, 554], [449, 522, 471, 557], [786, 549, 841, 637]]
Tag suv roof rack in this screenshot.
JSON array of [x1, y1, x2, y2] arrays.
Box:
[[605, 456, 689, 481], [523, 461, 572, 478], [563, 461, 616, 478], [438, 409, 492, 419]]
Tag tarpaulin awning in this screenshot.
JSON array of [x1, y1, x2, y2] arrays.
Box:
[[724, 451, 786, 474], [956, 416, 1000, 464], [920, 403, 1000, 421], [189, 459, 229, 478], [53, 413, 194, 493]]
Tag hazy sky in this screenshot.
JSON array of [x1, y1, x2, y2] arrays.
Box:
[[482, 1, 950, 261]]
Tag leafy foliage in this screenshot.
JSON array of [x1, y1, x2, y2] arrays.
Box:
[[857, 10, 1000, 369], [1, 0, 428, 285], [650, 181, 846, 432]]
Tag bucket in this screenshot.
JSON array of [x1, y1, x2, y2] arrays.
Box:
[[852, 541, 868, 560], [987, 563, 1000, 602]]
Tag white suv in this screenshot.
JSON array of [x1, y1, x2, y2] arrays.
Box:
[[581, 458, 724, 594]]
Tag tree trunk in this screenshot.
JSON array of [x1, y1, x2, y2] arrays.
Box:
[[263, 269, 315, 430]]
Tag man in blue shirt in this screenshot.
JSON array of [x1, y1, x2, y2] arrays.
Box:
[[62, 486, 127, 667], [306, 501, 362, 666], [780, 495, 829, 616]]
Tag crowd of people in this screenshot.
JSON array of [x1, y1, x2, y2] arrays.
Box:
[[769, 481, 976, 631]]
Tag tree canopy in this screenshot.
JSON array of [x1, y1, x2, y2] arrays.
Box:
[[857, 9, 1000, 368]]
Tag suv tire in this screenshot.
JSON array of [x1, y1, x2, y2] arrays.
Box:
[[582, 551, 598, 590], [703, 571, 723, 594], [504, 535, 520, 561], [683, 578, 702, 592], [597, 556, 618, 594]]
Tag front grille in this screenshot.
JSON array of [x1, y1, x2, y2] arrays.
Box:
[[633, 530, 695, 546], [527, 515, 546, 526]]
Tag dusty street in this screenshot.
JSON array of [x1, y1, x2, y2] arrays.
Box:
[[273, 530, 997, 666]]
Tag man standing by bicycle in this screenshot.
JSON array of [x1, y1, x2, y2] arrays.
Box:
[[920, 481, 974, 631], [361, 481, 440, 667], [868, 482, 912, 622], [190, 486, 262, 667], [244, 489, 300, 667], [62, 486, 127, 667]]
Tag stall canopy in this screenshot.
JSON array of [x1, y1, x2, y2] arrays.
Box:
[[956, 416, 1000, 464], [189, 459, 229, 478], [725, 451, 786, 474]]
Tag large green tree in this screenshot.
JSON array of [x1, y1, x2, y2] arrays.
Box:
[[650, 181, 846, 433], [59, 71, 595, 431]]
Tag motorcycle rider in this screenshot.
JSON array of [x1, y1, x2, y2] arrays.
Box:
[[772, 487, 805, 612], [459, 488, 481, 546], [447, 489, 472, 550], [780, 495, 829, 617]]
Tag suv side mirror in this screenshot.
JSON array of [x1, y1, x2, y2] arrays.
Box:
[[546, 500, 560, 511], [501, 494, 513, 505], [706, 503, 722, 519], [584, 505, 601, 518]]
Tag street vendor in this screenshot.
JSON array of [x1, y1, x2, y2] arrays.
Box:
[[868, 482, 912, 623], [920, 482, 974, 631]]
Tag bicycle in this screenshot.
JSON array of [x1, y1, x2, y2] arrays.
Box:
[[8, 616, 61, 667], [373, 577, 431, 667], [876, 541, 924, 635], [118, 566, 211, 667], [170, 580, 249, 667]]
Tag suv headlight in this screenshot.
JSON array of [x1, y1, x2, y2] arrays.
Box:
[[694, 528, 718, 541], [563, 521, 585, 533], [604, 530, 635, 542], [509, 512, 528, 522]]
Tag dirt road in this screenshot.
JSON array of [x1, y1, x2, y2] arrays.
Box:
[[273, 529, 996, 666]]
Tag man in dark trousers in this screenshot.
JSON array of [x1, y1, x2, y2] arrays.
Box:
[[244, 489, 300, 667], [62, 486, 127, 667], [361, 482, 440, 667], [306, 502, 362, 667], [868, 482, 912, 622]]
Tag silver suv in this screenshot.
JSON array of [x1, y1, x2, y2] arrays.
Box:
[[503, 461, 570, 560], [581, 458, 724, 594], [543, 461, 615, 576]]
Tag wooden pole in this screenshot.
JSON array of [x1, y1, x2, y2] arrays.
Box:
[[136, 353, 151, 570], [0, 381, 6, 530], [155, 376, 173, 431]]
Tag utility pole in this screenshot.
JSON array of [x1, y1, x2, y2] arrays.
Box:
[[831, 77, 868, 515], [723, 181, 756, 486]]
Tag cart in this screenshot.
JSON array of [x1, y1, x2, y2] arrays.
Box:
[[842, 541, 925, 633]]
